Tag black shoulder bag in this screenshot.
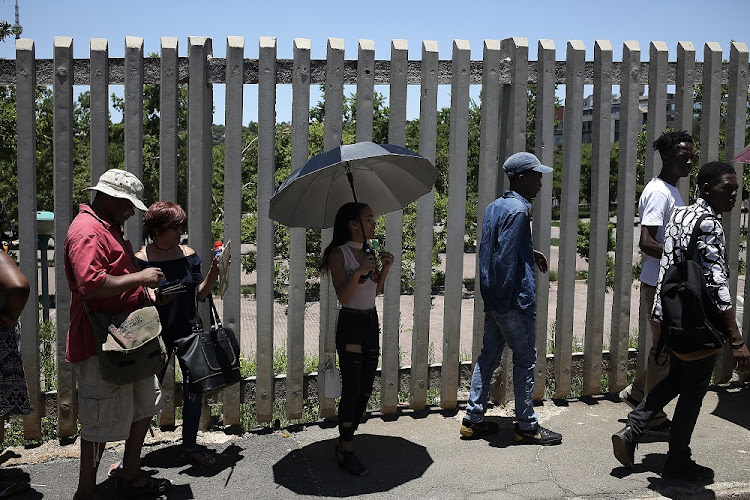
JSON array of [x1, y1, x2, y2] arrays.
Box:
[[174, 294, 242, 394]]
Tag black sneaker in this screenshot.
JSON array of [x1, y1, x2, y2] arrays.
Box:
[[612, 425, 640, 468], [643, 419, 671, 438], [460, 418, 499, 439], [661, 457, 714, 482], [513, 424, 562, 446]]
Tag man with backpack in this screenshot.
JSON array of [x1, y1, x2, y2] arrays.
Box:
[[611, 161, 750, 481], [619, 130, 694, 436]]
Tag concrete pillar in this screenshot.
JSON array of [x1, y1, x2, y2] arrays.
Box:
[[716, 42, 748, 382], [156, 36, 179, 428], [645, 42, 668, 183], [381, 39, 407, 414], [159, 37, 179, 203], [256, 36, 277, 423], [287, 38, 311, 420], [441, 39, 470, 409], [635, 41, 668, 380], [124, 36, 144, 246], [410, 40, 438, 410], [473, 40, 502, 364], [222, 35, 244, 426], [609, 41, 641, 392], [16, 38, 41, 440], [699, 42, 722, 166], [532, 39, 556, 401], [90, 38, 108, 182], [53, 36, 76, 438], [319, 37, 345, 419], [583, 40, 612, 396], [675, 42, 695, 203], [553, 40, 585, 398], [355, 39, 374, 142]]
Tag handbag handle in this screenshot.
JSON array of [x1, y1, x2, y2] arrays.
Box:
[[207, 294, 222, 328], [191, 290, 222, 333]]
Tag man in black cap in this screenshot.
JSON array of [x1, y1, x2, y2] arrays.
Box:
[[460, 152, 562, 446]]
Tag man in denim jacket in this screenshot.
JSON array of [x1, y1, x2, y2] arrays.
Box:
[[460, 152, 562, 446]]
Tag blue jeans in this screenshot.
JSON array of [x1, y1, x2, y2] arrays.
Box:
[[465, 309, 538, 431], [158, 352, 202, 449]]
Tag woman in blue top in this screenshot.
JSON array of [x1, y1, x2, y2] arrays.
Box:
[[138, 201, 220, 466]]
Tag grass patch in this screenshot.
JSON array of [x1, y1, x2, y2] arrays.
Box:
[[550, 237, 560, 246], [40, 320, 56, 391], [240, 341, 320, 377], [0, 416, 79, 449]]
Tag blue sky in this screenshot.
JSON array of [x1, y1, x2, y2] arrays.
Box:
[[1, 0, 749, 124]]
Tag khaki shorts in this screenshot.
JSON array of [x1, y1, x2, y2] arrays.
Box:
[[73, 356, 163, 443]]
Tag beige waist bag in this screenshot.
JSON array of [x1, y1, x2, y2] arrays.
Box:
[[86, 306, 168, 385]]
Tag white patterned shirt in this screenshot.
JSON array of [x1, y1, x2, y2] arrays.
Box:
[[652, 198, 732, 322]]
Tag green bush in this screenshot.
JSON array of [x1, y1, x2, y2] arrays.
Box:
[[576, 220, 616, 291]]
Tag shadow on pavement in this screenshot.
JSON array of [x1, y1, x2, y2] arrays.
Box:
[[610, 453, 716, 499], [94, 478, 194, 500], [273, 434, 432, 497], [0, 468, 41, 499], [711, 384, 750, 430], [139, 443, 244, 479], [647, 475, 716, 499]]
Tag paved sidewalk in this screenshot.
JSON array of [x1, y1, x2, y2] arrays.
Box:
[[4, 384, 750, 499]]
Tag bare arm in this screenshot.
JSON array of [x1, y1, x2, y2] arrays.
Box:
[[639, 225, 663, 260], [82, 267, 164, 300], [718, 307, 750, 372], [0, 251, 30, 325], [197, 252, 221, 301]]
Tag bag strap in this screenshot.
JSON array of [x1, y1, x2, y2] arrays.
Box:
[[192, 291, 222, 332], [685, 213, 714, 261], [191, 287, 204, 332], [208, 294, 222, 328]]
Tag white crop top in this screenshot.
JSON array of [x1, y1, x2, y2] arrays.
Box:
[[338, 242, 377, 310]]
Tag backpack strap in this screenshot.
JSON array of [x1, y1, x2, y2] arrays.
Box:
[[685, 213, 714, 262]]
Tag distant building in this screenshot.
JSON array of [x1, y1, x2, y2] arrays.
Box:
[[554, 92, 676, 146]]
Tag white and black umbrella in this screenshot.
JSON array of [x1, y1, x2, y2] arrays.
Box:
[[269, 142, 438, 230]]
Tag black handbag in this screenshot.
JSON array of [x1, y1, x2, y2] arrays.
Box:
[[174, 294, 241, 394]]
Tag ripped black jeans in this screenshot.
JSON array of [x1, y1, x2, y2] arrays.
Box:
[[336, 308, 380, 442]]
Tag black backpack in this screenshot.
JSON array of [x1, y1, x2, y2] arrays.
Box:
[[656, 213, 726, 359]]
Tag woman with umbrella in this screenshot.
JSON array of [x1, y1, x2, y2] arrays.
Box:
[[319, 202, 394, 476]]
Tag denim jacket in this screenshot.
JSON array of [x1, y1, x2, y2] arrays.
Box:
[[479, 190, 536, 317]]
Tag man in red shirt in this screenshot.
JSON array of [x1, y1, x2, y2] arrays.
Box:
[[65, 169, 170, 499]]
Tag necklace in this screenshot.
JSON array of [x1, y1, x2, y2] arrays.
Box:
[[152, 242, 174, 252], [346, 240, 363, 249]]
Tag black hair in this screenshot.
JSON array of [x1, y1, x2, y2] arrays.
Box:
[[652, 130, 693, 157], [318, 202, 368, 272], [697, 161, 736, 195]]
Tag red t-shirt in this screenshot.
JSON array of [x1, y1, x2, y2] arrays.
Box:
[[64, 204, 145, 363]]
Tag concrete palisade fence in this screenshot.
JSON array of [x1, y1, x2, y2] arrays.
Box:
[[1, 36, 748, 441]]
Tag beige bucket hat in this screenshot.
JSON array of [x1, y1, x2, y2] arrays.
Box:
[[86, 169, 148, 211]]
